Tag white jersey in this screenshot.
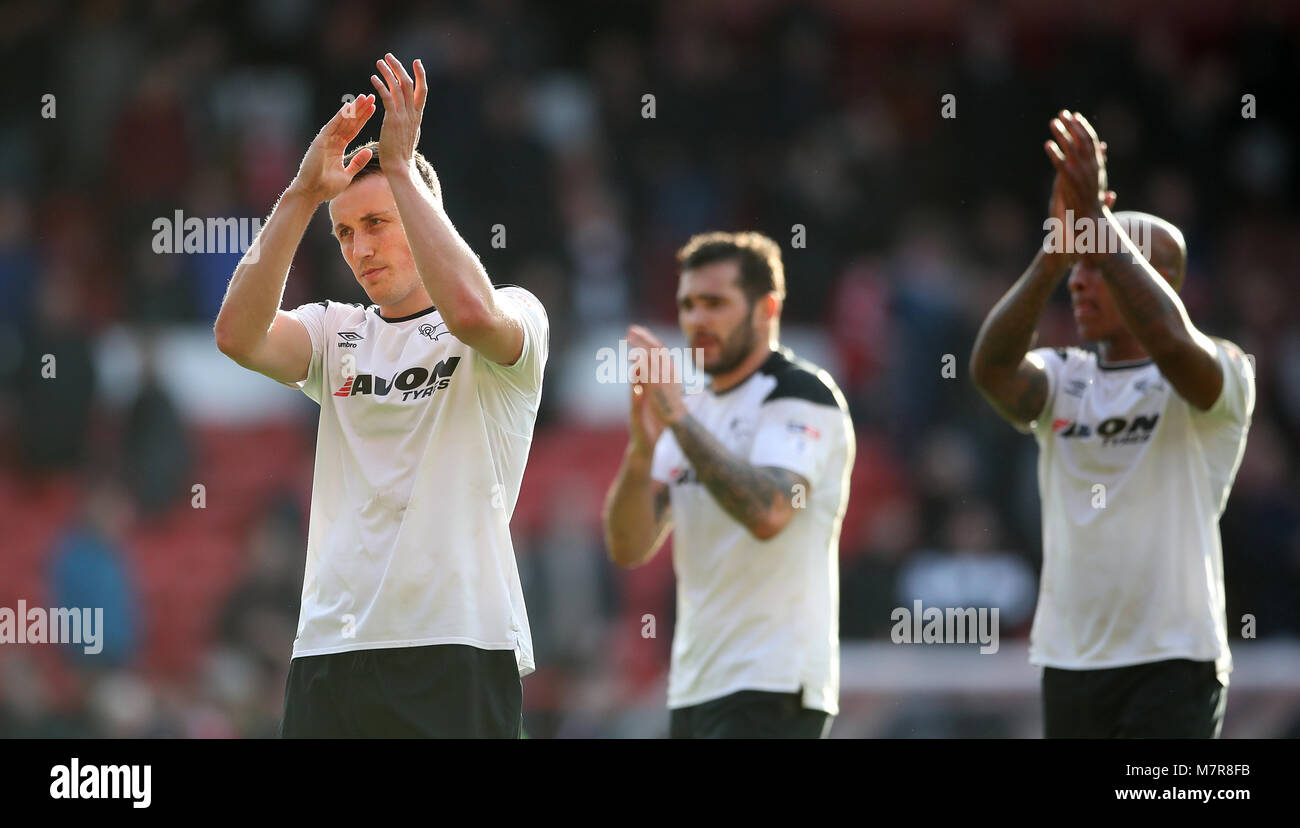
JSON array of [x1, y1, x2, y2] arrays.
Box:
[[284, 286, 547, 675], [651, 348, 855, 715], [1024, 339, 1254, 682]]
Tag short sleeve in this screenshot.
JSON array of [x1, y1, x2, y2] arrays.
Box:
[[651, 429, 680, 485], [283, 302, 328, 402], [478, 287, 549, 396], [1195, 338, 1255, 424], [1024, 346, 1067, 436], [748, 395, 844, 486]]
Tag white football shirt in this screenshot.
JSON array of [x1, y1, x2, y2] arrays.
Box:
[[1024, 339, 1254, 683], [283, 286, 547, 675], [651, 347, 855, 715]]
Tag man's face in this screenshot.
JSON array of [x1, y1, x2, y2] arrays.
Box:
[[677, 260, 763, 375], [1067, 256, 1178, 343], [1066, 260, 1124, 343], [329, 174, 421, 307]]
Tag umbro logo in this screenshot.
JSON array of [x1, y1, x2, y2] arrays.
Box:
[[337, 331, 364, 349]]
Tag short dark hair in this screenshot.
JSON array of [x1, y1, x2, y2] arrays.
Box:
[[676, 231, 786, 306], [340, 141, 441, 201]]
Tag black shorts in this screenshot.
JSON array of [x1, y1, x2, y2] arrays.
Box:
[[670, 690, 832, 739], [1042, 658, 1226, 739], [280, 643, 522, 738]]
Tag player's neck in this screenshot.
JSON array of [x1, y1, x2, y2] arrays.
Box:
[[378, 289, 436, 321], [709, 343, 778, 394], [1098, 331, 1149, 366]]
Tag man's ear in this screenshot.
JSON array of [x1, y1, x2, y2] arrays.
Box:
[[764, 293, 781, 321]]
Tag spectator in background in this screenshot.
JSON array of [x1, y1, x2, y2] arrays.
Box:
[[0, 653, 96, 738], [48, 476, 140, 669], [121, 335, 193, 518], [16, 275, 97, 474], [1220, 419, 1300, 636], [215, 496, 304, 674], [211, 496, 306, 737], [0, 190, 37, 334], [840, 495, 920, 639], [896, 499, 1038, 637]]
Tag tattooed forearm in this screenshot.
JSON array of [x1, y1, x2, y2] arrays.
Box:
[[972, 249, 1070, 373], [603, 449, 672, 567], [668, 413, 803, 536], [1092, 222, 1184, 346], [1088, 218, 1223, 408], [971, 248, 1070, 425]]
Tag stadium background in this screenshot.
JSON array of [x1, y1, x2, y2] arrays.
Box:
[[1, 0, 1297, 738]]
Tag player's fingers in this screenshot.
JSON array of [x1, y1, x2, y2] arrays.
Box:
[[1044, 139, 1068, 168], [629, 324, 662, 347], [375, 59, 402, 111], [383, 54, 413, 109], [625, 329, 650, 379], [378, 59, 401, 101], [341, 93, 373, 118], [322, 103, 346, 130], [1062, 111, 1096, 158], [1050, 118, 1075, 154], [322, 96, 361, 136], [1103, 189, 1117, 208], [627, 347, 652, 383], [388, 53, 415, 91], [339, 96, 374, 139], [343, 147, 373, 177], [413, 58, 427, 110], [370, 74, 393, 107], [1052, 129, 1094, 189], [1073, 112, 1101, 145], [1045, 142, 1089, 204], [631, 339, 662, 363]]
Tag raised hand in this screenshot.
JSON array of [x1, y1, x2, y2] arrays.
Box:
[[290, 95, 377, 204], [626, 325, 687, 433], [628, 381, 666, 456], [1049, 172, 1071, 228], [1044, 110, 1116, 219], [370, 53, 428, 173]]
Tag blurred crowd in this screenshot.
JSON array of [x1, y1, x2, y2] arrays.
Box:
[[1, 0, 1297, 737]]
